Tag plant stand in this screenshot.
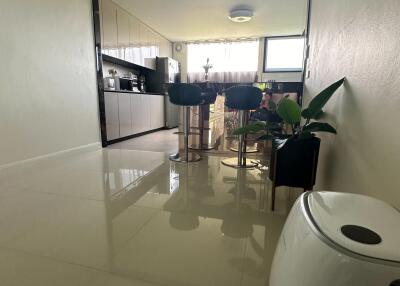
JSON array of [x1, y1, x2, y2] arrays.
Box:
[[269, 137, 321, 211]]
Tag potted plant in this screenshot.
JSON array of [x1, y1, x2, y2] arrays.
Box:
[[234, 78, 345, 210]]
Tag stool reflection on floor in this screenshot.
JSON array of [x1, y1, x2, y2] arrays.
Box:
[[221, 85, 262, 168], [168, 83, 203, 163]]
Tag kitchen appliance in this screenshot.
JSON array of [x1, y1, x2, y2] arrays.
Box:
[[270, 191, 400, 286], [119, 77, 132, 91], [119, 74, 139, 91], [149, 57, 181, 128]]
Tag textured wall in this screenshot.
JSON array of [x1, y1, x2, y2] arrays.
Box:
[[304, 0, 400, 207], [0, 0, 100, 165]]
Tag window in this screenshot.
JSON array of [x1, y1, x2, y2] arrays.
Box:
[[264, 36, 305, 72], [187, 40, 259, 73], [187, 40, 259, 83]]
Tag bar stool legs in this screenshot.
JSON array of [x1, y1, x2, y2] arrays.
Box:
[[170, 106, 202, 163], [222, 110, 258, 169], [230, 111, 259, 153], [190, 105, 214, 151]]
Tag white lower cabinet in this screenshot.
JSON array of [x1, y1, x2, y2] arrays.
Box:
[[104, 92, 120, 140], [130, 93, 142, 134], [118, 93, 133, 137], [105, 92, 165, 141], [131, 93, 164, 134], [149, 94, 165, 129], [141, 94, 152, 132]]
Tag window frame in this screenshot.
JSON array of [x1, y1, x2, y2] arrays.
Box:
[[263, 35, 305, 73]]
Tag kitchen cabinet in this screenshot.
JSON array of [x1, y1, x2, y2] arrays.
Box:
[[139, 23, 157, 69], [154, 33, 161, 57], [130, 93, 142, 134], [131, 93, 150, 134], [129, 17, 140, 46], [101, 0, 118, 56], [118, 93, 133, 137], [104, 92, 120, 140], [131, 94, 157, 134], [128, 17, 141, 66], [131, 93, 164, 133], [116, 7, 130, 61], [149, 95, 165, 129], [105, 92, 165, 141], [139, 23, 150, 47], [139, 94, 152, 132], [100, 0, 171, 69]]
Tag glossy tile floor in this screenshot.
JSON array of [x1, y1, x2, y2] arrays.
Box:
[[109, 129, 178, 154], [0, 148, 299, 286]]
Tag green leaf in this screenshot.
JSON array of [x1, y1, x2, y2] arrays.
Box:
[[233, 121, 266, 135], [302, 122, 337, 134], [314, 110, 325, 120], [302, 77, 345, 119], [277, 98, 301, 124]]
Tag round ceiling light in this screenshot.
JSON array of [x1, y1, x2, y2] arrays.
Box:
[[228, 9, 253, 23]]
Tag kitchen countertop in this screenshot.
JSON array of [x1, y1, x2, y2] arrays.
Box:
[[103, 89, 165, 96]]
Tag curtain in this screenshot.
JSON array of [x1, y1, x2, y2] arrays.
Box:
[[187, 40, 259, 83]]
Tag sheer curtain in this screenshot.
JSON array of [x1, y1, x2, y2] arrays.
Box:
[[187, 40, 259, 83]]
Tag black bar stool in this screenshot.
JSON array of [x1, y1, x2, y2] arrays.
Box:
[[221, 86, 262, 168], [190, 90, 217, 150], [169, 83, 203, 163], [229, 111, 260, 153]]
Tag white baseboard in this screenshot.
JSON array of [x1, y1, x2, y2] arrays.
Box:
[[0, 142, 102, 170]]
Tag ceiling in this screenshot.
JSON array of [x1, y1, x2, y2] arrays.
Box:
[[112, 0, 308, 42]]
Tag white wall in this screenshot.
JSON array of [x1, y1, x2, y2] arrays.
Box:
[[304, 0, 400, 208], [0, 0, 100, 166]]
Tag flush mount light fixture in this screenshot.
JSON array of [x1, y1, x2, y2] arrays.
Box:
[[228, 9, 253, 23]]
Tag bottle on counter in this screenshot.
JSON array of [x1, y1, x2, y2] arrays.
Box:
[[138, 75, 146, 92]]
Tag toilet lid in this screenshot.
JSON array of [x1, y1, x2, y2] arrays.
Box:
[[306, 191, 400, 263]]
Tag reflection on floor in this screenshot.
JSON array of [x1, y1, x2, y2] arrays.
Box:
[[109, 128, 179, 154], [0, 148, 301, 286]]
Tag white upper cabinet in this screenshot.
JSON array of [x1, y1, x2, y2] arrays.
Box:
[[129, 17, 140, 47], [128, 17, 141, 66], [116, 7, 130, 61], [139, 23, 150, 48], [100, 0, 171, 68], [154, 33, 161, 57], [101, 0, 118, 54]]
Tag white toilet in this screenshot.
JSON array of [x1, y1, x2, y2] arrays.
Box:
[[270, 191, 400, 286]]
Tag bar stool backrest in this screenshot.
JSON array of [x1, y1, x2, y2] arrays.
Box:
[[201, 90, 218, 105], [225, 85, 262, 110], [168, 83, 202, 106]]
